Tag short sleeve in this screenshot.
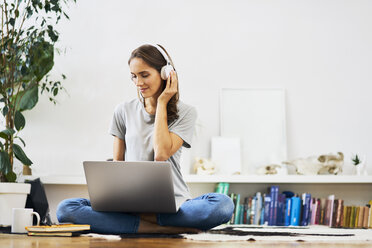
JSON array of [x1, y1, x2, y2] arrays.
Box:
[[169, 106, 197, 148], [109, 103, 126, 140]]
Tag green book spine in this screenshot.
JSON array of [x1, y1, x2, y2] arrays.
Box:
[[234, 194, 241, 224], [239, 204, 244, 224], [222, 183, 230, 195], [350, 206, 356, 228], [215, 183, 223, 193]]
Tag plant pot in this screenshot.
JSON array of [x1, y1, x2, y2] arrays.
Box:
[[0, 182, 31, 226]]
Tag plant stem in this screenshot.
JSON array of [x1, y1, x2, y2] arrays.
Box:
[[15, 0, 31, 43]]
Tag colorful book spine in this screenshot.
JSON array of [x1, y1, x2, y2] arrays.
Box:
[[350, 206, 356, 228], [250, 196, 256, 225], [228, 193, 236, 224], [254, 192, 262, 225], [310, 198, 317, 225], [284, 197, 291, 226], [290, 196, 301, 226], [342, 205, 347, 228], [368, 200, 372, 228], [332, 199, 344, 228], [243, 197, 248, 224], [301, 193, 311, 226], [320, 198, 326, 225], [315, 198, 321, 225], [356, 206, 363, 228], [277, 194, 286, 226], [246, 197, 252, 224], [264, 195, 271, 225], [239, 204, 244, 224], [234, 194, 241, 224], [268, 186, 279, 226], [362, 206, 369, 229]]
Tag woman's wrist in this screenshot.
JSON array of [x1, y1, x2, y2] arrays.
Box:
[[157, 98, 168, 107]]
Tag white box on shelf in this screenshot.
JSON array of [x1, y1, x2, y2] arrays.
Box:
[[211, 137, 241, 175]]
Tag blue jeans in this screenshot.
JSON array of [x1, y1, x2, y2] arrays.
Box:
[[56, 193, 234, 234]]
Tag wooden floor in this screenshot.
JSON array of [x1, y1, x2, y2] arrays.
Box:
[[1, 234, 372, 248]]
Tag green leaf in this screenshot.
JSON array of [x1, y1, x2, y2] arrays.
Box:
[[53, 87, 58, 96], [9, 18, 15, 26], [0, 151, 11, 175], [29, 41, 54, 82], [6, 171, 17, 182], [15, 136, 26, 147], [18, 86, 39, 111], [15, 111, 26, 131], [13, 144, 33, 166], [2, 106, 8, 117], [0, 129, 16, 140]]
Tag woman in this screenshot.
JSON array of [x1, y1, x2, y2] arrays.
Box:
[[57, 44, 234, 234]]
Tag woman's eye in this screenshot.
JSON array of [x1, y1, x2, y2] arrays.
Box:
[[142, 74, 149, 78]]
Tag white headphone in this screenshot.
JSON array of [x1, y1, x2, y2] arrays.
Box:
[[151, 44, 175, 80]]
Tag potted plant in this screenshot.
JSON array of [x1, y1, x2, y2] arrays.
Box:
[[351, 154, 367, 176], [0, 0, 73, 226]]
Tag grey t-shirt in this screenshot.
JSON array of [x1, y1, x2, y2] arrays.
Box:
[[109, 98, 197, 199]]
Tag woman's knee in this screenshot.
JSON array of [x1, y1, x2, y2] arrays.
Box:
[[209, 193, 234, 223], [56, 198, 89, 223]]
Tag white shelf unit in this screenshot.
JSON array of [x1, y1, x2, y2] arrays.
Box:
[[23, 174, 371, 224]]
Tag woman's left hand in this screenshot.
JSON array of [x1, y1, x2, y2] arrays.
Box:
[[158, 70, 178, 105]]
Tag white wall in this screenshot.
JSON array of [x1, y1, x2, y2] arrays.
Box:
[[19, 0, 372, 177]]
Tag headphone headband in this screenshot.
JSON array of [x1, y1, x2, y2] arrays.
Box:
[[151, 44, 172, 66]]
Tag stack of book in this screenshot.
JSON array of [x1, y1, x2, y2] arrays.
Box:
[[215, 183, 372, 228], [25, 224, 91, 237]]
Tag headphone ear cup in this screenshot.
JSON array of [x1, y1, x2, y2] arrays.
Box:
[[161, 65, 173, 80]]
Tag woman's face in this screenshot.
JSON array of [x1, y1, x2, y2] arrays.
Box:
[[129, 58, 163, 99]]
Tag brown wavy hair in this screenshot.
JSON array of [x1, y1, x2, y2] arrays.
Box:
[[128, 44, 179, 124]]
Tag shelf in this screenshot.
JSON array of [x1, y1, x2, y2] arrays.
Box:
[[21, 174, 372, 185], [183, 175, 372, 183]]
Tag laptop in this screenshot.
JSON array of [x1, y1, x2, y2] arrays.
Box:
[[83, 161, 187, 213]]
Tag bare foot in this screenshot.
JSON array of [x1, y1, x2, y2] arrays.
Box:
[[137, 219, 202, 234]]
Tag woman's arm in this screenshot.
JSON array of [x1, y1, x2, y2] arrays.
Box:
[[154, 70, 183, 161], [113, 136, 126, 161], [153, 102, 183, 161]]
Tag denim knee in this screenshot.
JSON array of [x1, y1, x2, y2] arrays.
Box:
[[210, 193, 235, 224], [56, 198, 88, 223]]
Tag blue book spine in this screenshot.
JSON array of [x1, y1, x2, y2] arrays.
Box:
[[260, 203, 265, 225], [277, 194, 286, 226], [284, 198, 291, 226], [272, 186, 279, 226], [268, 186, 276, 225], [301, 193, 311, 226], [290, 196, 301, 226], [264, 196, 271, 225]]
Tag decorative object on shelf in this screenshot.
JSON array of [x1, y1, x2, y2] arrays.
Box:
[[351, 154, 367, 176], [211, 137, 241, 175], [220, 88, 287, 175], [283, 152, 344, 175], [255, 163, 288, 175], [193, 157, 216, 175]]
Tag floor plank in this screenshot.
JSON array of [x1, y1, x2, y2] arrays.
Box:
[[1, 234, 372, 248]]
